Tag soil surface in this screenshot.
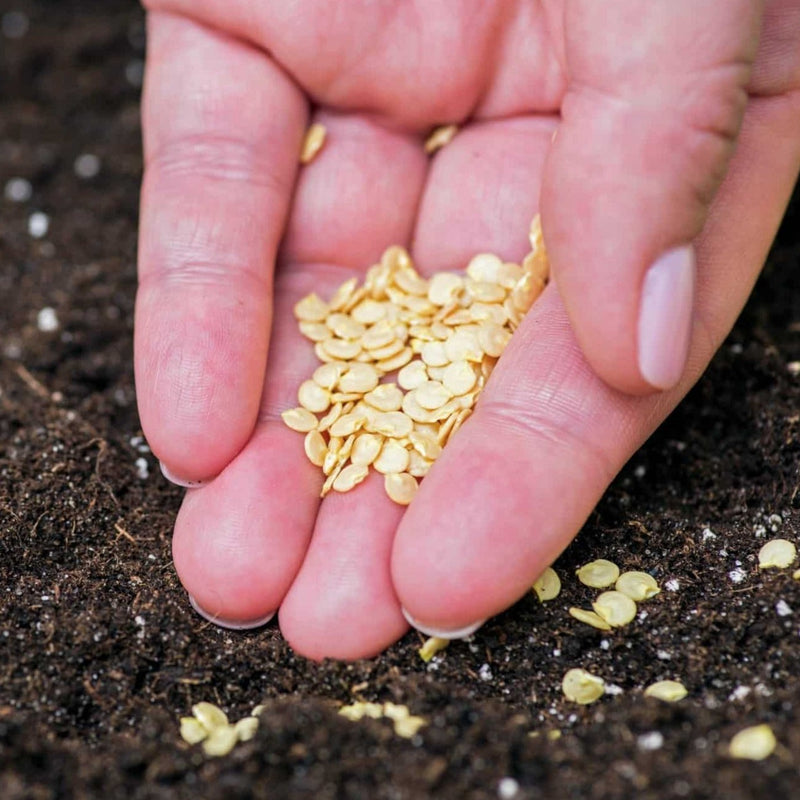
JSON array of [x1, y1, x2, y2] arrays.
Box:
[[2, 3, 800, 799]]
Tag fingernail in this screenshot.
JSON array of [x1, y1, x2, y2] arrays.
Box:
[[189, 594, 275, 630], [159, 461, 210, 489], [637, 244, 695, 390], [401, 607, 485, 639]]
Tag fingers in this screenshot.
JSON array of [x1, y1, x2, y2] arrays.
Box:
[[392, 88, 800, 634], [172, 116, 429, 653], [541, 0, 762, 394], [135, 11, 306, 482]]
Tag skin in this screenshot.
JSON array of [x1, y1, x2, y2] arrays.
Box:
[[135, 0, 800, 659]]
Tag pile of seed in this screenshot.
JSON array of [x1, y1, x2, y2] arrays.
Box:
[[282, 217, 549, 505], [179, 701, 261, 757]]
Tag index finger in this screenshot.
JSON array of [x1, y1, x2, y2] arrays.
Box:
[[135, 11, 307, 483]]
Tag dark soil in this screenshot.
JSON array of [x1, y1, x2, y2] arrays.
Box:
[[2, 3, 800, 798]]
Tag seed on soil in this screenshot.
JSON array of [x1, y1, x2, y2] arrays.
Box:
[[644, 680, 688, 702], [728, 724, 777, 761], [419, 636, 450, 662], [338, 701, 427, 738], [300, 122, 327, 164], [384, 472, 418, 505], [424, 124, 459, 154], [179, 717, 207, 745], [562, 668, 605, 705], [593, 591, 637, 627], [532, 567, 561, 602], [757, 538, 796, 569], [282, 218, 549, 503], [281, 407, 319, 433], [568, 607, 612, 631], [192, 702, 228, 731], [202, 725, 239, 757], [576, 559, 620, 588], [234, 716, 259, 742], [615, 571, 661, 601]]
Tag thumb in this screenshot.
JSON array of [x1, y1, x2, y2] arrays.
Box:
[[541, 0, 762, 393]]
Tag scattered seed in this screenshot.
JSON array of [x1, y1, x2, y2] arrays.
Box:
[[332, 463, 369, 493], [234, 717, 259, 742], [202, 725, 239, 757], [180, 717, 208, 745], [562, 668, 605, 705], [576, 559, 620, 588], [568, 607, 612, 631], [644, 680, 688, 702], [300, 122, 327, 164], [424, 124, 459, 154], [728, 724, 777, 760], [758, 538, 796, 569], [593, 591, 637, 627], [615, 571, 661, 601], [281, 407, 318, 433], [385, 472, 418, 505], [419, 636, 449, 662], [532, 567, 561, 602], [192, 702, 228, 731]]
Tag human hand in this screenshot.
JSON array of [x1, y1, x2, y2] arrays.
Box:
[[135, 0, 800, 658]]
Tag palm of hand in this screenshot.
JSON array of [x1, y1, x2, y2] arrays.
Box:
[[136, 0, 800, 657]]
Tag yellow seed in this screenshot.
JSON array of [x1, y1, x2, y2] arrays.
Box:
[[444, 328, 483, 363], [314, 341, 337, 363], [497, 262, 524, 289], [337, 433, 356, 463], [202, 724, 239, 757], [373, 440, 410, 474], [300, 122, 327, 164], [369, 338, 406, 361], [350, 433, 384, 467], [615, 571, 661, 601], [281, 407, 318, 433], [328, 277, 358, 312], [329, 412, 366, 438], [593, 591, 637, 627], [532, 567, 561, 602], [394, 267, 429, 296], [327, 312, 366, 340], [363, 383, 404, 412], [351, 299, 387, 324], [385, 472, 418, 505], [361, 321, 397, 350], [180, 717, 208, 744], [377, 347, 413, 373], [339, 363, 380, 394], [793, 568, 800, 581], [293, 292, 329, 322], [323, 338, 362, 361], [576, 559, 620, 588], [342, 285, 368, 314], [332, 463, 369, 492], [398, 360, 429, 390], [466, 280, 506, 304], [321, 460, 343, 493], [313, 362, 346, 391], [402, 390, 438, 424], [298, 321, 331, 341], [317, 402, 343, 432], [644, 680, 688, 702], [234, 716, 259, 742], [192, 702, 228, 731], [424, 123, 459, 154], [427, 272, 464, 306], [415, 380, 453, 410], [758, 538, 796, 569], [298, 379, 331, 413], [419, 636, 450, 662], [370, 411, 414, 438], [330, 392, 363, 403], [303, 430, 327, 467], [728, 724, 777, 761], [407, 449, 433, 477], [466, 253, 503, 283], [409, 429, 442, 461], [562, 668, 605, 705], [568, 607, 612, 631], [442, 360, 477, 396], [512, 273, 544, 313], [421, 341, 449, 367], [447, 407, 472, 438], [477, 322, 511, 358]]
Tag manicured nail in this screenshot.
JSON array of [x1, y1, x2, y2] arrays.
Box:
[[637, 244, 695, 390], [189, 594, 275, 630], [401, 607, 485, 639], [159, 461, 210, 489]]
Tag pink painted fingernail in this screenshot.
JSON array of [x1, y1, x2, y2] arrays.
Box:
[[401, 607, 485, 639], [637, 244, 695, 390], [159, 461, 210, 489], [188, 594, 275, 630]]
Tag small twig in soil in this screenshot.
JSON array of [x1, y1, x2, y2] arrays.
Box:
[[12, 362, 52, 400]]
